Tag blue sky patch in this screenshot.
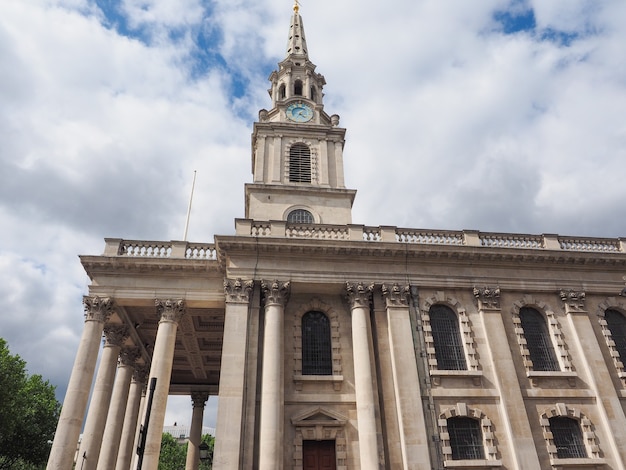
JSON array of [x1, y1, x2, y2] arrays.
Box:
[[494, 8, 536, 34]]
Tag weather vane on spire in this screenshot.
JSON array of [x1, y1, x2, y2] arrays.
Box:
[[293, 0, 300, 13]]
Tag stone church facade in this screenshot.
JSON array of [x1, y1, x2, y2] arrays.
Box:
[[47, 5, 626, 470]]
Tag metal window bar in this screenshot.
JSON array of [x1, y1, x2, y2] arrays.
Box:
[[288, 209, 314, 224], [606, 309, 626, 360], [447, 417, 485, 460], [302, 311, 332, 375], [519, 307, 559, 371], [430, 305, 467, 370], [289, 144, 312, 183], [549, 417, 588, 459]]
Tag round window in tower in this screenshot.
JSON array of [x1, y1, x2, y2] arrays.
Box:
[[287, 209, 314, 224]]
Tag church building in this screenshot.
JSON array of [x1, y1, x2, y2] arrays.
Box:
[[47, 4, 626, 470]]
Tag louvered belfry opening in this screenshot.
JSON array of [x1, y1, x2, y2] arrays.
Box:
[[447, 417, 485, 460], [549, 417, 588, 459], [519, 307, 559, 371], [289, 143, 312, 183], [429, 304, 467, 370], [287, 209, 314, 224], [606, 309, 626, 359], [302, 311, 332, 375]]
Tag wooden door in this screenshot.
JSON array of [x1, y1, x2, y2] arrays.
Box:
[[303, 440, 336, 470]]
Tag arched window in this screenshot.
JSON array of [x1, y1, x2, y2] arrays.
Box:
[[294, 79, 303, 96], [278, 83, 286, 100], [605, 309, 626, 360], [289, 143, 311, 183], [287, 209, 314, 224], [310, 86, 317, 102], [519, 307, 559, 371], [429, 305, 466, 370], [302, 311, 332, 375], [447, 417, 484, 460], [549, 417, 587, 458]]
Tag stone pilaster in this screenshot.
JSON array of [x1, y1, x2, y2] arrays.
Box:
[[258, 280, 290, 470], [345, 282, 379, 470], [560, 289, 626, 467], [47, 296, 114, 470], [474, 286, 540, 470], [213, 279, 254, 470], [185, 392, 209, 470], [116, 365, 148, 470], [140, 299, 185, 470], [97, 347, 140, 470], [381, 283, 431, 469], [78, 324, 129, 470]]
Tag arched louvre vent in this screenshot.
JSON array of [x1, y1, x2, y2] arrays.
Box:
[[287, 209, 314, 224], [289, 143, 311, 183]]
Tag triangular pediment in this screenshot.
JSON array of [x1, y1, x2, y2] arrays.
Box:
[[291, 407, 347, 427]]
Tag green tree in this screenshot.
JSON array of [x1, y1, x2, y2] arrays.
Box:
[[157, 432, 214, 470], [0, 338, 61, 469]]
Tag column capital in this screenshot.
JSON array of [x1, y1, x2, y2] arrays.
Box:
[[119, 346, 141, 366], [155, 298, 186, 323], [381, 283, 410, 307], [345, 281, 374, 310], [224, 278, 254, 304], [559, 289, 586, 313], [473, 286, 501, 310], [132, 364, 150, 385], [103, 324, 129, 347], [191, 392, 209, 408], [261, 280, 290, 307], [83, 295, 115, 323]]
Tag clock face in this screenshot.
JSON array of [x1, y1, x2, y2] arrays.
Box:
[[286, 102, 314, 123]]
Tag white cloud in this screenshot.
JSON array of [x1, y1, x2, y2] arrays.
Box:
[[1, 0, 625, 434]]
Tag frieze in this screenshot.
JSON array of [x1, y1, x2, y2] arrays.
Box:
[[103, 324, 129, 347], [155, 299, 186, 323], [83, 296, 114, 323], [473, 286, 501, 310], [224, 278, 254, 304], [381, 283, 410, 307], [345, 282, 374, 310], [261, 280, 291, 306]]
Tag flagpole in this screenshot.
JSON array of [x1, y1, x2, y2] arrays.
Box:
[[183, 170, 197, 241]]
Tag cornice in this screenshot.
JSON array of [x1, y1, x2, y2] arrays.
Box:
[[80, 255, 222, 278]]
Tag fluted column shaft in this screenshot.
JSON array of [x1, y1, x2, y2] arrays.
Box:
[[130, 385, 148, 470], [116, 366, 147, 470], [97, 348, 140, 469], [185, 392, 209, 470], [259, 280, 290, 470], [47, 297, 114, 470], [346, 282, 379, 470], [140, 299, 185, 470]]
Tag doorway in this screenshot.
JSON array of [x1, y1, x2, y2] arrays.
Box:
[[303, 440, 336, 470]]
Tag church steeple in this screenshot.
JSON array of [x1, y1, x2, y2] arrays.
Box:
[[244, 5, 356, 225]]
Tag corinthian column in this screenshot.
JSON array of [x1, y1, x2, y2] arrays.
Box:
[[47, 296, 114, 470], [78, 324, 129, 470], [140, 299, 185, 470], [185, 392, 209, 470], [116, 365, 148, 470], [213, 279, 254, 470], [97, 347, 140, 470], [258, 280, 290, 470], [346, 282, 379, 470]]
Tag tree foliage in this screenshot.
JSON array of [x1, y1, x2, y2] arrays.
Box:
[[158, 432, 214, 470], [0, 338, 61, 469]]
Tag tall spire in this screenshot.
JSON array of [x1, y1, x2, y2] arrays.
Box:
[[286, 1, 309, 59]]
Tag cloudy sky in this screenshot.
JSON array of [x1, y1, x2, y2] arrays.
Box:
[[1, 0, 625, 432]]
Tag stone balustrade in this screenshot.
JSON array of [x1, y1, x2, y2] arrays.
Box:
[[101, 223, 625, 259]]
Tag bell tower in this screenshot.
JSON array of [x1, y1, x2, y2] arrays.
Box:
[[245, 3, 356, 225]]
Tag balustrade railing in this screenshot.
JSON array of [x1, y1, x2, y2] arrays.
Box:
[[480, 233, 544, 249]]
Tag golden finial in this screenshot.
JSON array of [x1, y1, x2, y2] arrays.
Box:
[[293, 0, 300, 13]]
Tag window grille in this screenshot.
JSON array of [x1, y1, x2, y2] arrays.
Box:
[[430, 305, 467, 370], [289, 143, 312, 183], [447, 417, 484, 460], [549, 417, 587, 459], [519, 307, 559, 371], [302, 311, 332, 375], [287, 209, 314, 224], [606, 309, 626, 360]]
